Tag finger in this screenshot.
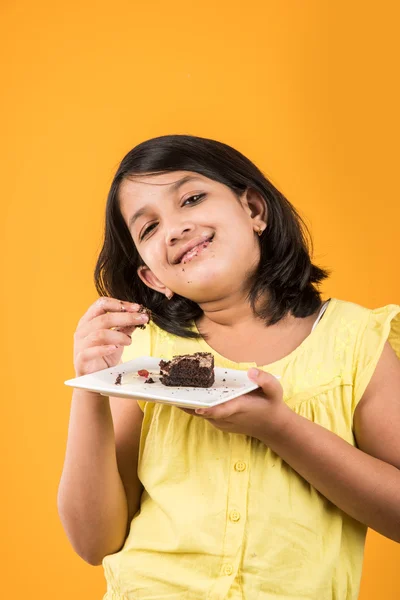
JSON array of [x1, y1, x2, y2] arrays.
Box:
[[76, 344, 119, 369], [83, 329, 133, 348], [112, 324, 138, 341], [179, 407, 197, 416], [77, 311, 148, 339], [79, 297, 142, 327], [117, 325, 136, 337], [247, 368, 283, 399], [195, 397, 244, 420]]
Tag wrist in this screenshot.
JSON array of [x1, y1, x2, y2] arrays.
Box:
[[72, 388, 109, 402], [255, 403, 296, 445]]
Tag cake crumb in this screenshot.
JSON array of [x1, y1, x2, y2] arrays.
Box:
[[115, 373, 122, 385], [145, 377, 155, 384], [137, 305, 152, 329]]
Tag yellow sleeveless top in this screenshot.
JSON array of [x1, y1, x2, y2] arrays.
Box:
[[103, 299, 400, 600]]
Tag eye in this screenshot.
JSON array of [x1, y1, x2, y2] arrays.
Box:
[[182, 193, 206, 206], [140, 222, 158, 241]]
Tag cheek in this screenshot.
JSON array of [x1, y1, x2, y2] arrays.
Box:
[[138, 238, 161, 263]]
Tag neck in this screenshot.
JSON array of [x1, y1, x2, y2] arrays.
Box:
[[195, 294, 322, 367], [197, 290, 285, 331]]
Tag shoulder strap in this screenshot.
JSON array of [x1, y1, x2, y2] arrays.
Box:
[[311, 299, 331, 332]]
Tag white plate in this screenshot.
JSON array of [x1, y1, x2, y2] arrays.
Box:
[[64, 356, 280, 409]]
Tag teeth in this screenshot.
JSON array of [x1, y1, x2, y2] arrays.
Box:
[[180, 236, 213, 264]]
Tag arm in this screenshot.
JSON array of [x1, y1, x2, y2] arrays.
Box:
[[192, 342, 400, 542], [260, 342, 400, 541], [58, 296, 148, 565], [57, 391, 143, 565]]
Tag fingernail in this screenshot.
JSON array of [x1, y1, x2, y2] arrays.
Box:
[[248, 368, 259, 379], [195, 408, 207, 415], [128, 303, 140, 311], [139, 314, 149, 322]]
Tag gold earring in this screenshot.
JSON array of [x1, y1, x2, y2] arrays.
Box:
[[257, 226, 263, 237], [165, 292, 173, 300]]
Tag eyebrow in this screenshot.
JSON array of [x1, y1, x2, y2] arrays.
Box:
[[127, 175, 203, 230]]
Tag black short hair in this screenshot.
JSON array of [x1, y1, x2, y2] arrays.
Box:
[[94, 134, 328, 338]]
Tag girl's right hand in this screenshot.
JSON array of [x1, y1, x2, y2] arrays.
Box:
[[73, 297, 149, 377]]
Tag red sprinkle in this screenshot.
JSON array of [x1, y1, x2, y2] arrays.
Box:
[[138, 369, 149, 377]]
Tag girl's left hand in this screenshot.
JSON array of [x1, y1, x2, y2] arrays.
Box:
[[181, 368, 292, 440]]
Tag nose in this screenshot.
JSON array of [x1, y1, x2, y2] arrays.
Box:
[[165, 221, 195, 246]]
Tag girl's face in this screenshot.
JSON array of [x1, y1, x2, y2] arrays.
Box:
[[119, 171, 266, 303]]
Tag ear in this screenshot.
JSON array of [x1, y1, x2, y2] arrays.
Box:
[[241, 188, 267, 230], [137, 265, 174, 298]]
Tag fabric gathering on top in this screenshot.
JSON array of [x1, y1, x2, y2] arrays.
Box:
[[102, 298, 400, 600]]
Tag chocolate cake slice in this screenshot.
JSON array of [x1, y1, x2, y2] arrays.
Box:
[[159, 352, 215, 387]]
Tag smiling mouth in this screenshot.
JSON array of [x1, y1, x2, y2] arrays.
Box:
[[179, 235, 214, 265]]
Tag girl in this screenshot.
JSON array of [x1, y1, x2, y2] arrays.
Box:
[[58, 135, 400, 600]]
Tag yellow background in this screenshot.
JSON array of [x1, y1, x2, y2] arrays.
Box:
[[1, 1, 399, 598]]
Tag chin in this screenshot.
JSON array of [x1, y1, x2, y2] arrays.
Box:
[[173, 256, 244, 299], [180, 275, 234, 304]]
